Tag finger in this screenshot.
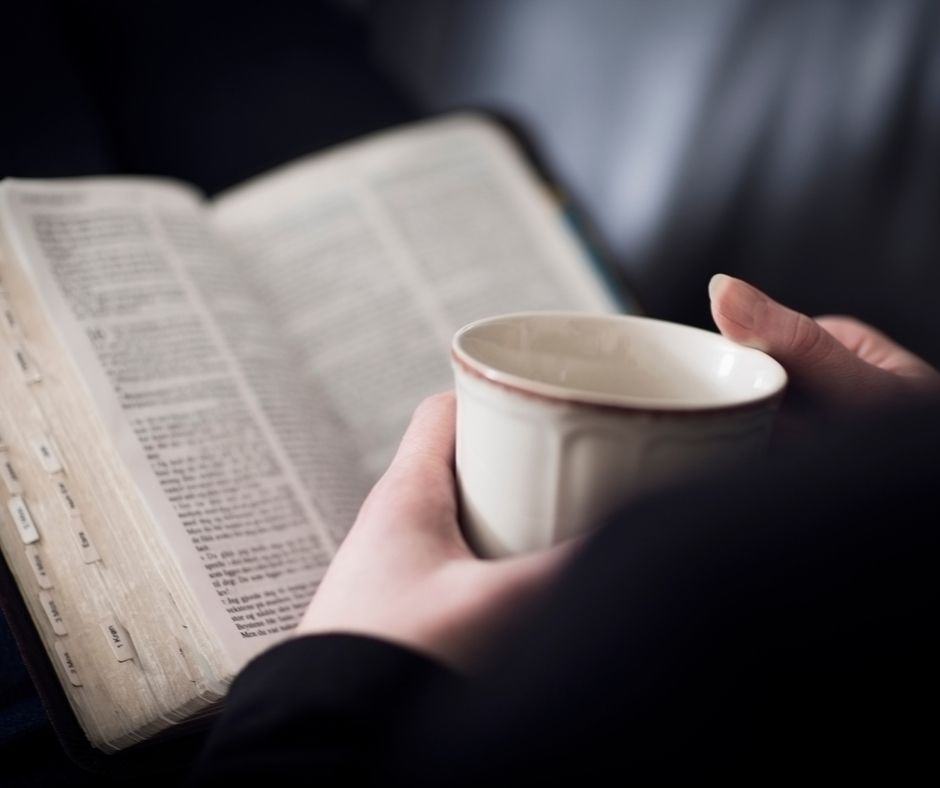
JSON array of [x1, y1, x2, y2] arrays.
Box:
[[816, 316, 940, 383], [708, 274, 900, 404], [508, 536, 580, 576], [484, 536, 581, 595], [358, 391, 460, 542], [391, 391, 456, 475]]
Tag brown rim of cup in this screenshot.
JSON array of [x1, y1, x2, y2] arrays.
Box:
[[450, 347, 787, 419], [450, 313, 789, 417]]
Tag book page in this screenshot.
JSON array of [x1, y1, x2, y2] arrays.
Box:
[[161, 210, 371, 546], [212, 114, 620, 478], [0, 179, 337, 669]]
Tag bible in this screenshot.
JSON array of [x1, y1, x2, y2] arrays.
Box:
[[0, 114, 630, 753]]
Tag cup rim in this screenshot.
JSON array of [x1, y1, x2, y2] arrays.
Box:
[[451, 311, 788, 414]]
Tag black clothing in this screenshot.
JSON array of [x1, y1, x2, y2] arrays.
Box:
[[191, 402, 940, 785]]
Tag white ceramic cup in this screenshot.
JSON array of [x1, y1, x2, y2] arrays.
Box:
[[451, 312, 788, 558]]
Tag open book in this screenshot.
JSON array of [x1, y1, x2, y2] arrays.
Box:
[[0, 114, 624, 752]]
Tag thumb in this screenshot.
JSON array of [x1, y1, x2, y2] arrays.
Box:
[[708, 274, 900, 405], [470, 538, 580, 626], [493, 535, 582, 589]]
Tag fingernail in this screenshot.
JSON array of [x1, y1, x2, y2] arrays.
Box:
[[709, 273, 759, 332], [708, 273, 731, 303]]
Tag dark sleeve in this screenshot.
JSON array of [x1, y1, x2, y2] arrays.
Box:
[[191, 403, 939, 786], [188, 634, 457, 785], [383, 402, 940, 786]]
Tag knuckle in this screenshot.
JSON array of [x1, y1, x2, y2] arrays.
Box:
[[788, 313, 826, 359]]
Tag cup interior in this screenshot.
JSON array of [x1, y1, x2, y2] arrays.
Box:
[[453, 312, 787, 410]]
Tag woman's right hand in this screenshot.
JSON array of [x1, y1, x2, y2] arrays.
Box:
[[708, 274, 940, 406]]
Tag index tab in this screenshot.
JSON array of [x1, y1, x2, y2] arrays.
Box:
[[72, 518, 101, 564], [11, 344, 41, 384], [54, 640, 82, 687], [31, 436, 63, 475], [101, 618, 137, 662], [8, 495, 40, 544], [25, 545, 54, 589], [0, 452, 22, 494], [39, 590, 67, 635], [54, 478, 80, 517]]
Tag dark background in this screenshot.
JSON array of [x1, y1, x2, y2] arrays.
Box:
[[2, 0, 939, 783], [5, 0, 940, 362]]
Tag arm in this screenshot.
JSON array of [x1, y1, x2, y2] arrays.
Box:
[[190, 634, 456, 784]]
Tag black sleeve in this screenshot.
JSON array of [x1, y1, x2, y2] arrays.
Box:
[[189, 634, 458, 785], [384, 402, 939, 786], [191, 402, 940, 786]]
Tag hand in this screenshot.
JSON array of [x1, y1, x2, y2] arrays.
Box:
[[297, 392, 573, 669], [708, 274, 940, 406]]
